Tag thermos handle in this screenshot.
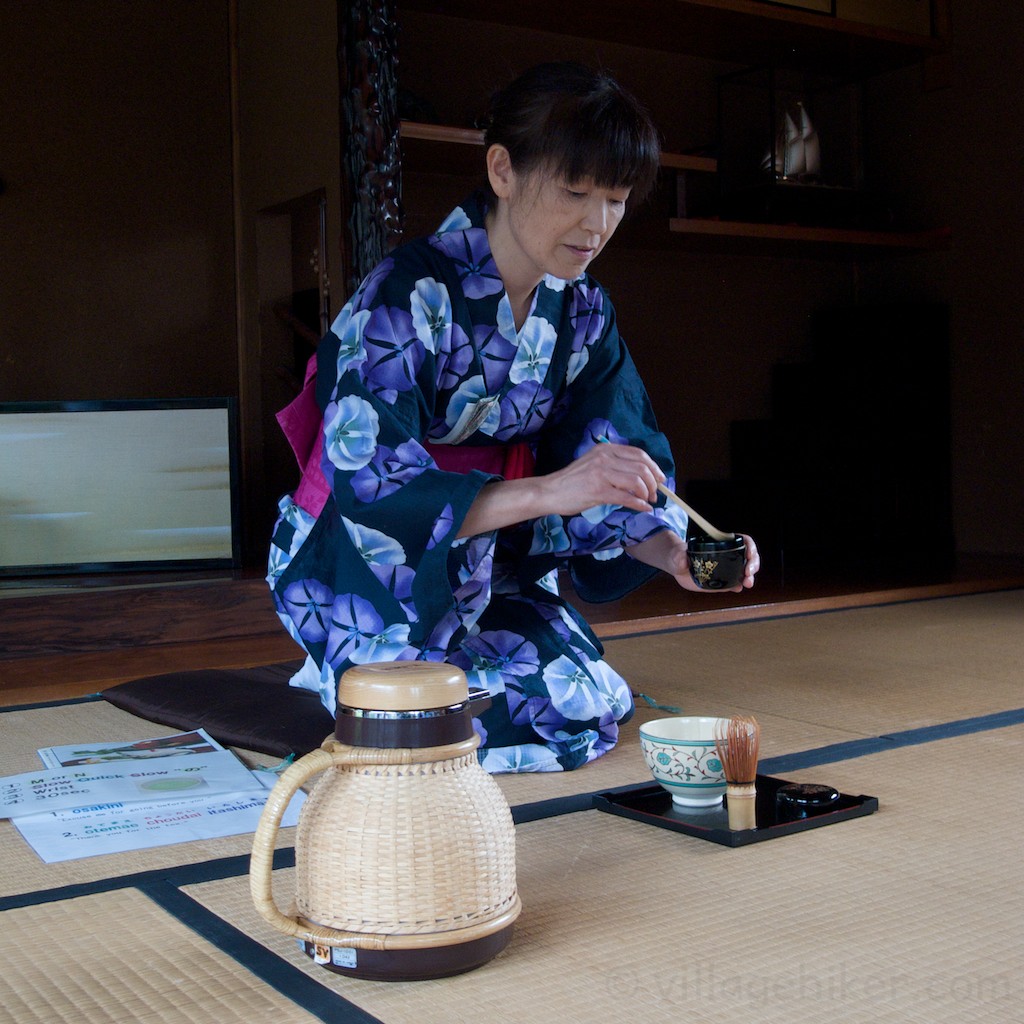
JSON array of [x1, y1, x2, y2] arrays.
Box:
[[250, 744, 399, 948], [249, 745, 340, 941], [249, 737, 497, 951]]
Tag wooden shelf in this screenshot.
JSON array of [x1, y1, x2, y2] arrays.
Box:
[[400, 122, 483, 146], [667, 217, 952, 256], [400, 122, 718, 174], [400, 122, 948, 257], [400, 0, 945, 78], [399, 123, 949, 259], [659, 152, 718, 174]]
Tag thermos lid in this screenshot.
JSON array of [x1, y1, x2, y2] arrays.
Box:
[[338, 662, 470, 712]]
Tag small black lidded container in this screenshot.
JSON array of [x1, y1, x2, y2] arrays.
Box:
[[775, 782, 841, 823], [687, 532, 746, 590]]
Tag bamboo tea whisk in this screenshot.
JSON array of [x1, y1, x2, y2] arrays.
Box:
[[714, 716, 761, 831]]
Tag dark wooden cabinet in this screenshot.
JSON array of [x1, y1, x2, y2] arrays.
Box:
[[337, 0, 953, 571]]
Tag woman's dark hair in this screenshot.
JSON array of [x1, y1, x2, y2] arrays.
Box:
[[482, 62, 661, 203]]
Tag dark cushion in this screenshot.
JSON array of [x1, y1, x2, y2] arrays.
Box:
[[101, 660, 335, 759]]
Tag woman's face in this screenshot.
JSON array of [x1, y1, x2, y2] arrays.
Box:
[[499, 166, 631, 283]]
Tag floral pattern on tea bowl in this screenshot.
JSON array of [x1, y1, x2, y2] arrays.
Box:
[[639, 716, 728, 807]]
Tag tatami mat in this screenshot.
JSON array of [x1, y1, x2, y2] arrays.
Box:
[[185, 726, 1024, 1024], [0, 887, 322, 1024], [602, 590, 1024, 735], [502, 590, 1024, 807], [2, 591, 1022, 1024], [4, 591, 1022, 882]]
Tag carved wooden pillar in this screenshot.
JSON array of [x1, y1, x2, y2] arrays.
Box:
[[338, 0, 403, 299]]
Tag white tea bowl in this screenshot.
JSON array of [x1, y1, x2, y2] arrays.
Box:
[[639, 716, 728, 807]]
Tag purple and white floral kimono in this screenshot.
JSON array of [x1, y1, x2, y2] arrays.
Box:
[[268, 193, 687, 772]]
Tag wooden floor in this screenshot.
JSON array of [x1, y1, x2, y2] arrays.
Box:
[[3, 554, 1023, 707]]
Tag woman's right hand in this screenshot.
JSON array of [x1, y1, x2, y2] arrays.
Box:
[[534, 441, 666, 516], [457, 443, 666, 538]]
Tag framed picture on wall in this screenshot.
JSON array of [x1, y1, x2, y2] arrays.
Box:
[[0, 398, 242, 576]]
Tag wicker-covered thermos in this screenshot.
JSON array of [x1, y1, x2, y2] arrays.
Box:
[[249, 662, 520, 981]]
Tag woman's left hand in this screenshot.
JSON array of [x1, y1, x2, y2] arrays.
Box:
[[726, 533, 760, 592], [629, 531, 760, 593]]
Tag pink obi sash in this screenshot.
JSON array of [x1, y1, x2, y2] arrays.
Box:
[[422, 439, 536, 480], [276, 357, 331, 519], [277, 358, 536, 519]]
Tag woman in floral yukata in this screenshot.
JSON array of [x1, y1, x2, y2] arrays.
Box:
[[269, 62, 759, 773]]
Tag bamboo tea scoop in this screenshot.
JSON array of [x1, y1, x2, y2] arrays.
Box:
[[655, 484, 734, 542], [598, 434, 733, 540], [596, 436, 734, 542]]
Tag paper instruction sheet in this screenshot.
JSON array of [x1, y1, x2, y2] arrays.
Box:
[[1, 730, 304, 863]]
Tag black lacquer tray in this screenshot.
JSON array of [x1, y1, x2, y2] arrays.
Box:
[[593, 774, 878, 847]]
